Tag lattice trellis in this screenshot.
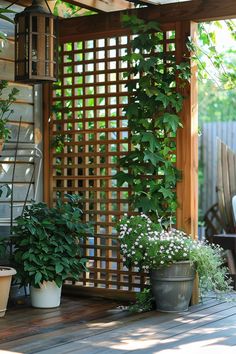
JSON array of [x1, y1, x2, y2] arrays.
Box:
[[50, 24, 178, 294]]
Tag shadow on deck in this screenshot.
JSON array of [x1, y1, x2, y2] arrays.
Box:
[[0, 294, 236, 353]]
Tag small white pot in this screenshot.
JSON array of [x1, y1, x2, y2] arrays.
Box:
[[30, 281, 62, 308]]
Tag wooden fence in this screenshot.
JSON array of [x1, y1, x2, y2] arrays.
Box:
[[199, 121, 236, 219]]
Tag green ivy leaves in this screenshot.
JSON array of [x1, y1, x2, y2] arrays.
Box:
[[116, 15, 190, 220]]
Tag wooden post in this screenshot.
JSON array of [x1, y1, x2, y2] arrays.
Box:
[[176, 21, 198, 238], [176, 21, 199, 304]]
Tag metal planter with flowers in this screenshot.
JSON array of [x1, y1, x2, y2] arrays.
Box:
[[150, 261, 195, 312], [118, 214, 232, 313]]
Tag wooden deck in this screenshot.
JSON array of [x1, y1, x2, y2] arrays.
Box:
[[0, 294, 236, 353]]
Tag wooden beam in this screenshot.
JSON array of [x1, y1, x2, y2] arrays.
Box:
[[62, 284, 137, 301], [176, 21, 198, 306], [9, 0, 236, 20], [8, 0, 31, 6], [176, 20, 198, 239], [59, 0, 236, 41], [155, 0, 236, 21], [96, 0, 236, 21]]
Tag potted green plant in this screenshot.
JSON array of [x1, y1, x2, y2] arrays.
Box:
[[12, 194, 91, 308], [0, 80, 19, 150], [118, 214, 232, 312]]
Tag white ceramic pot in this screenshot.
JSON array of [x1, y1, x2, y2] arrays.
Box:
[[30, 281, 62, 308], [0, 266, 17, 317]]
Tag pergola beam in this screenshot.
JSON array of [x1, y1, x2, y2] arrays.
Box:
[[151, 0, 236, 22], [7, 0, 236, 19], [59, 0, 236, 41]]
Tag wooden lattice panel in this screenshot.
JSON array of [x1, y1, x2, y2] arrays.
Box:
[[51, 24, 179, 295]]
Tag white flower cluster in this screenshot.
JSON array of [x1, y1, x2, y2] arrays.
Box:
[[118, 213, 195, 271]]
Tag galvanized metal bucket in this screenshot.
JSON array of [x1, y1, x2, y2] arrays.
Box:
[[150, 261, 195, 313]]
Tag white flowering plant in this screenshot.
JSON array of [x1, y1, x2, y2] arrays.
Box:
[[118, 214, 232, 293], [118, 214, 193, 271]]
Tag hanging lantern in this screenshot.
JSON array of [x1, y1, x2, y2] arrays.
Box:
[[15, 0, 58, 83]]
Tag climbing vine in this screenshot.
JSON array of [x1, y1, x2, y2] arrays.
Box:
[[116, 15, 190, 221]]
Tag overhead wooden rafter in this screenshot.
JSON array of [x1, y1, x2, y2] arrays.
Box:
[[6, 0, 236, 19], [58, 0, 236, 42]]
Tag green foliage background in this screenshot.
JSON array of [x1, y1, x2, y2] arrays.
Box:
[[197, 20, 236, 125]]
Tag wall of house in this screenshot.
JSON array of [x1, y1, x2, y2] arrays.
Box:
[[0, 0, 43, 235]]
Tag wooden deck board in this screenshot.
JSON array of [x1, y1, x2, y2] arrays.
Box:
[[37, 305, 236, 354], [0, 298, 216, 352], [0, 295, 236, 353]]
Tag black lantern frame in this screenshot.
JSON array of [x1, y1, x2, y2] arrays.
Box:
[[15, 0, 58, 83]]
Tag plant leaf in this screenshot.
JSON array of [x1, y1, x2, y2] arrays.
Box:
[[55, 263, 63, 273], [35, 272, 42, 285]]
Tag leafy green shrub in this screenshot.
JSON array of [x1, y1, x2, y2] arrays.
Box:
[[12, 194, 92, 288]]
